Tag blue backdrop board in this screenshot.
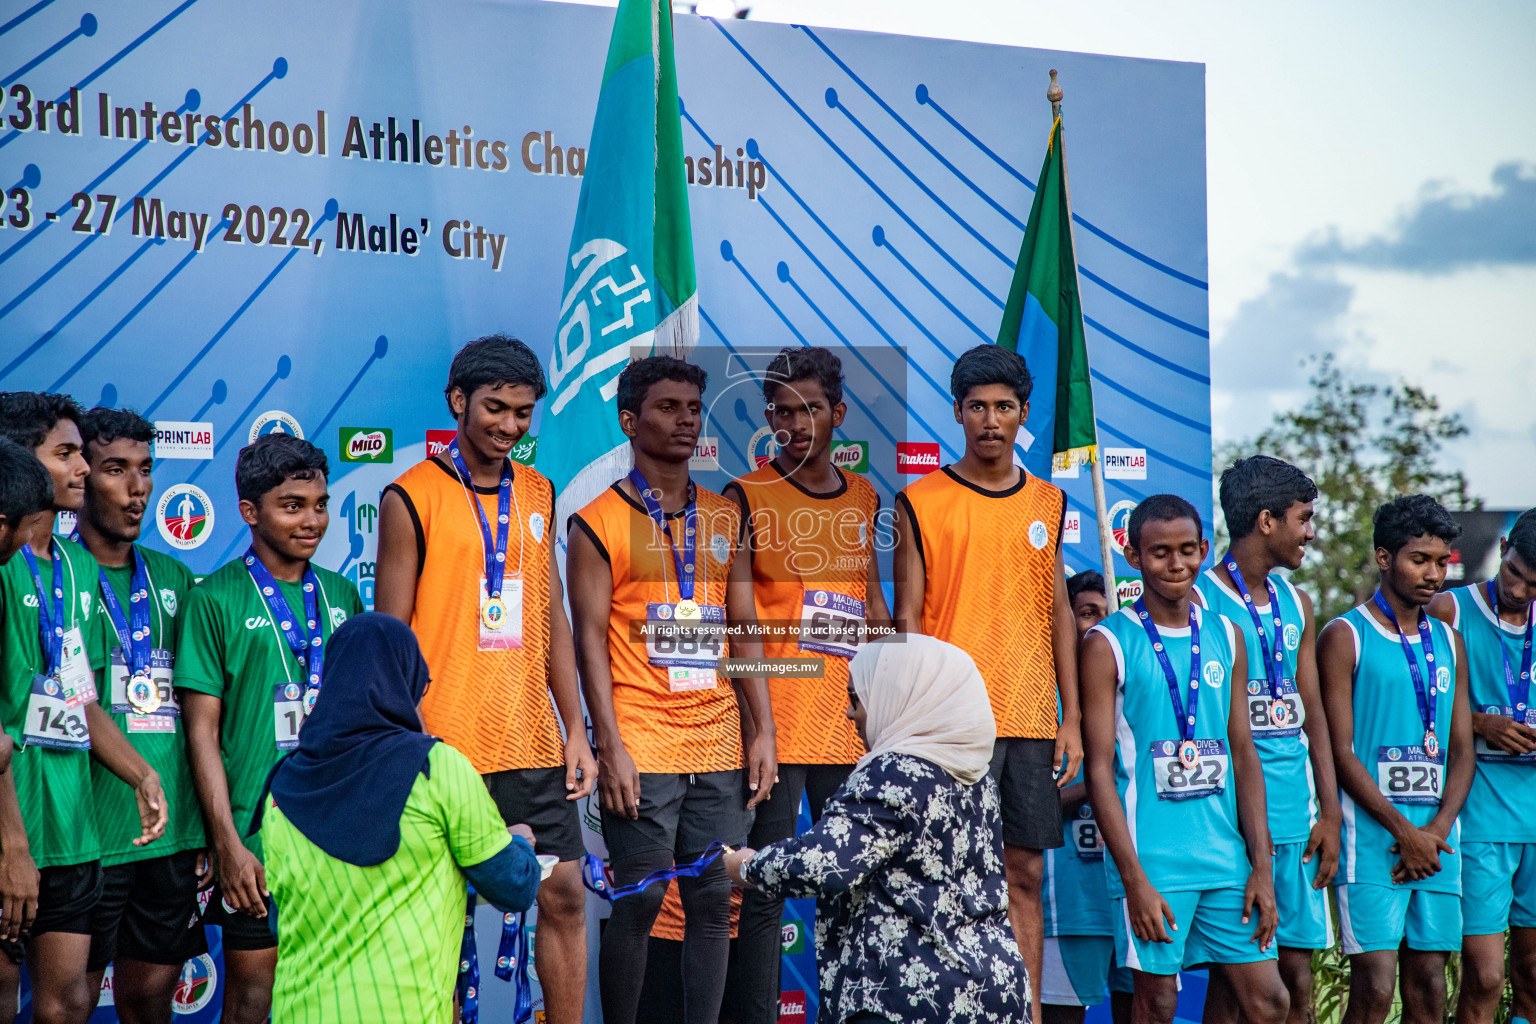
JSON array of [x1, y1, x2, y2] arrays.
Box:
[[2, 1, 1209, 1020]]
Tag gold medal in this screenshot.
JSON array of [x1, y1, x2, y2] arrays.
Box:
[[481, 595, 507, 630], [674, 599, 701, 623], [127, 672, 161, 715]]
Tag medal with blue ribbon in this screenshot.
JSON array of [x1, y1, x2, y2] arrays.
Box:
[[244, 549, 325, 711], [448, 438, 514, 630], [456, 888, 481, 1024], [1487, 580, 1535, 723], [96, 548, 161, 714], [21, 545, 66, 677], [1134, 598, 1203, 769], [456, 890, 534, 1024], [1221, 552, 1290, 727], [628, 468, 700, 621], [1372, 590, 1442, 759], [581, 840, 734, 901]]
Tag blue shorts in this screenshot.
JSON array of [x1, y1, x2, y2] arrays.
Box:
[[1273, 840, 1335, 950], [1337, 884, 1461, 953], [1114, 886, 1277, 975], [1461, 842, 1536, 936], [1041, 935, 1113, 1006]]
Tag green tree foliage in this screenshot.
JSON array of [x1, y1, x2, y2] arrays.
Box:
[[1216, 354, 1479, 621]]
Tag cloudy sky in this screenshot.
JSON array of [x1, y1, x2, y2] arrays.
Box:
[[554, 0, 1536, 508]]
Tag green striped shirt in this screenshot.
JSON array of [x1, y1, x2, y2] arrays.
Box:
[[92, 545, 207, 865], [175, 556, 362, 856], [261, 743, 514, 1024], [0, 537, 110, 867]]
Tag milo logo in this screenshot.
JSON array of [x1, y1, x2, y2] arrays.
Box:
[[830, 440, 869, 473], [340, 427, 393, 463]]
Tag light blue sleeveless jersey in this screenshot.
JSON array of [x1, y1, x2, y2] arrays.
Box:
[[1450, 585, 1536, 843], [1042, 764, 1113, 936], [1337, 604, 1461, 893], [1090, 605, 1249, 897], [1196, 570, 1317, 843]]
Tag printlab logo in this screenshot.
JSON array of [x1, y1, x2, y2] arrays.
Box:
[[339, 427, 393, 463], [1103, 447, 1148, 481], [691, 436, 720, 472], [1109, 500, 1137, 549], [153, 421, 214, 459], [249, 410, 303, 443], [896, 442, 940, 475], [156, 485, 214, 550], [830, 440, 868, 473], [1063, 509, 1082, 545]]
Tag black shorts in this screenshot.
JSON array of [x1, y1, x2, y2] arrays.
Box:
[[87, 849, 208, 971], [483, 766, 587, 862], [600, 770, 752, 865], [201, 884, 276, 952], [0, 860, 104, 964], [988, 737, 1064, 850]]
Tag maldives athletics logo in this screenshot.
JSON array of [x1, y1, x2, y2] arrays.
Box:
[[156, 485, 214, 550], [1109, 500, 1137, 549], [248, 410, 303, 443], [172, 953, 217, 1014], [748, 426, 780, 469]]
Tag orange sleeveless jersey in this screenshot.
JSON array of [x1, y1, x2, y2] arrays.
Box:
[[898, 467, 1065, 739], [571, 485, 743, 774], [730, 463, 875, 765], [386, 458, 565, 773]]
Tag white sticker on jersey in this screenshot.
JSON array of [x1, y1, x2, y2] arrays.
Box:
[[109, 648, 178, 717], [644, 603, 727, 669], [274, 681, 306, 751], [798, 590, 866, 660], [1245, 677, 1305, 739], [1150, 739, 1229, 801], [24, 674, 91, 750], [1375, 745, 1444, 805], [1474, 705, 1536, 764], [1070, 805, 1102, 859]]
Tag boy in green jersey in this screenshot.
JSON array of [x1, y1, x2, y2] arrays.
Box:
[[179, 434, 362, 1024], [0, 437, 53, 566], [0, 393, 167, 1024], [75, 407, 210, 1024]]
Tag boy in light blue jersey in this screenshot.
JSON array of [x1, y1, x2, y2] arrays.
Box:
[[1430, 507, 1536, 1024], [1083, 495, 1288, 1024], [1198, 457, 1340, 1024], [1042, 571, 1133, 1024], [1319, 494, 1474, 1024]]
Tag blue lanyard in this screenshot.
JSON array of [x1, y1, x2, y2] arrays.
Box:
[[20, 544, 66, 676], [456, 889, 481, 1024], [244, 549, 324, 690], [1487, 580, 1535, 715], [1133, 599, 1202, 743], [1221, 553, 1287, 702], [628, 468, 697, 601], [96, 548, 155, 678], [581, 841, 732, 902], [493, 911, 533, 1024], [1371, 590, 1439, 743], [448, 439, 513, 600]]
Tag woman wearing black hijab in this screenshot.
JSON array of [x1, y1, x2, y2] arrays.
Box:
[[258, 614, 541, 1023]]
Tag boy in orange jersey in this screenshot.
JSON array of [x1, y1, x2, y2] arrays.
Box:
[[568, 355, 775, 1024], [721, 346, 888, 1024], [894, 343, 1082, 1024], [374, 334, 596, 1024]]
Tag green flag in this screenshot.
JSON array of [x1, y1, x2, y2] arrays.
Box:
[[542, 0, 698, 524], [997, 117, 1097, 475]]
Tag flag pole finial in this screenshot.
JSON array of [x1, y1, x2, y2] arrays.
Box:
[[1047, 68, 1062, 120]]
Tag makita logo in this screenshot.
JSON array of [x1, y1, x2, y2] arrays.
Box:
[[896, 442, 940, 474], [245, 616, 273, 630], [778, 991, 807, 1024]]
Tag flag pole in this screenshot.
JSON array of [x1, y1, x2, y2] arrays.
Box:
[[1049, 69, 1121, 613]]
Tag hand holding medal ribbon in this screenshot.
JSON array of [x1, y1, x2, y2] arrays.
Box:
[[1133, 597, 1203, 770], [1371, 590, 1442, 759], [244, 549, 325, 711], [1486, 579, 1535, 723], [581, 841, 736, 901], [1221, 552, 1291, 728]]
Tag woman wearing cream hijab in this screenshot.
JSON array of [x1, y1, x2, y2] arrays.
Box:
[[725, 635, 1028, 1024]]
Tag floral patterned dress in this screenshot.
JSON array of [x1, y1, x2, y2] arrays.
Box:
[[743, 752, 1029, 1024]]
